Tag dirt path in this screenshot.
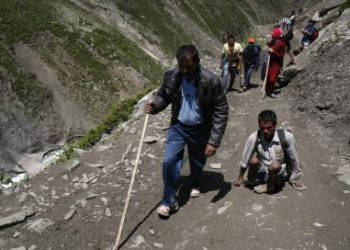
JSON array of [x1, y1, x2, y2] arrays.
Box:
[[0, 71, 349, 250]]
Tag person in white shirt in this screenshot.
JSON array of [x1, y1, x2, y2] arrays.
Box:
[[220, 34, 243, 93]]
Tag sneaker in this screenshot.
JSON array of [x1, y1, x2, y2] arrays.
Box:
[[157, 203, 179, 217], [253, 184, 268, 194], [190, 188, 201, 198], [268, 93, 276, 98], [242, 86, 247, 92]]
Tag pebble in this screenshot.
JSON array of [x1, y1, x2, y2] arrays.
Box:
[[72, 177, 80, 183], [66, 159, 80, 173], [88, 163, 104, 169], [153, 242, 164, 248], [105, 208, 112, 217], [210, 163, 222, 169], [251, 203, 263, 212], [64, 208, 77, 221], [18, 193, 28, 203], [313, 222, 326, 227], [143, 136, 159, 143], [149, 229, 155, 235], [101, 197, 108, 206], [86, 193, 99, 200], [91, 177, 99, 184], [27, 218, 55, 233], [13, 231, 21, 237], [147, 153, 158, 159], [217, 201, 232, 215], [9, 247, 26, 250], [130, 235, 147, 248]]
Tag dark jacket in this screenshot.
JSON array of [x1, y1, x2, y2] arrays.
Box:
[[151, 66, 228, 147]]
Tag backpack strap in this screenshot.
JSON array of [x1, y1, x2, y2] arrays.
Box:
[[254, 129, 262, 152], [277, 128, 289, 151]]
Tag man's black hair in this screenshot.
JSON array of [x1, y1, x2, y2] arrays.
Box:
[[308, 19, 316, 25], [227, 34, 235, 40], [176, 45, 200, 63], [258, 110, 277, 125]]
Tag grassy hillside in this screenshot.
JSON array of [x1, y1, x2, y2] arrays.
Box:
[[0, 0, 163, 119]]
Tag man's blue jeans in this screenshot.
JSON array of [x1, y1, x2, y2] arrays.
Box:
[[221, 63, 237, 92], [244, 64, 255, 88], [161, 122, 209, 207]]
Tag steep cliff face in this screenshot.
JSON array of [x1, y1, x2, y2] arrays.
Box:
[[0, 0, 311, 171]]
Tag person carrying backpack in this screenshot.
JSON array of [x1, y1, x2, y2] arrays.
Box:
[[233, 110, 307, 193], [300, 19, 319, 49], [242, 38, 260, 91], [289, 10, 296, 29], [283, 28, 295, 65]]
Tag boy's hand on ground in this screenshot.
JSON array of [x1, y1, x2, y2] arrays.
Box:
[[233, 177, 244, 187], [204, 144, 217, 157], [290, 179, 307, 190]]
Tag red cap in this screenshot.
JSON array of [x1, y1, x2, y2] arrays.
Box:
[[271, 28, 282, 38], [248, 38, 256, 43]]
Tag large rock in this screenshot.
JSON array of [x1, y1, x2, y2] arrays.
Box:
[[278, 65, 304, 85], [0, 209, 35, 230]]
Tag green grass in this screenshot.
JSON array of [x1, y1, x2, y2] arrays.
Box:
[[115, 0, 192, 54], [82, 28, 163, 84], [0, 0, 61, 44], [0, 0, 163, 118], [180, 0, 296, 40], [0, 43, 54, 115], [59, 85, 155, 160]]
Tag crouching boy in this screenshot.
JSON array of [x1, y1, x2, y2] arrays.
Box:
[[234, 110, 306, 193]]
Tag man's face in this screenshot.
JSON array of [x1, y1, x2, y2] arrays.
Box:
[[228, 38, 235, 46], [259, 121, 276, 140], [178, 56, 199, 80]]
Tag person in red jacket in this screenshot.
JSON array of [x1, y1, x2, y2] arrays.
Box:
[[265, 28, 286, 98]]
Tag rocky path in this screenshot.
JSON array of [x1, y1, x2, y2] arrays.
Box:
[[1, 66, 350, 250]]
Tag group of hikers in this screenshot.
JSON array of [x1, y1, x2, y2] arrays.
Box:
[[219, 17, 319, 98], [144, 15, 318, 217]]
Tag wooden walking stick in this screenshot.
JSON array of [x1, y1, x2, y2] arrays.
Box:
[[261, 54, 270, 98], [112, 113, 150, 250]]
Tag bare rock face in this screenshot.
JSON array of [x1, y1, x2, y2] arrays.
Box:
[[289, 7, 350, 145]]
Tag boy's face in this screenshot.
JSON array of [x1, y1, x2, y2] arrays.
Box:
[[259, 121, 276, 140]]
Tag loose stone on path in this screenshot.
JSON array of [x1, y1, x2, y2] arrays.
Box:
[[143, 136, 159, 144], [210, 163, 222, 169], [64, 208, 77, 221], [0, 209, 35, 229], [217, 201, 232, 215]]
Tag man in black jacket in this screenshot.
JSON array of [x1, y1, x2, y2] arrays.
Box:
[[145, 45, 228, 217]]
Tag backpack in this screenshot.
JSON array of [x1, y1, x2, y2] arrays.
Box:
[[244, 45, 259, 66], [311, 29, 319, 42], [283, 29, 294, 42]]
